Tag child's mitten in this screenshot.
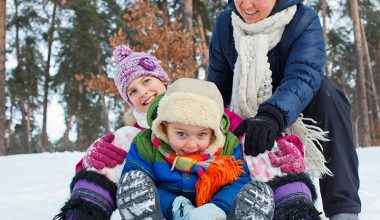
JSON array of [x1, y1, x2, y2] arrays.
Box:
[[54, 170, 117, 220], [172, 196, 195, 220], [188, 203, 226, 220], [82, 133, 127, 170], [269, 135, 306, 173]]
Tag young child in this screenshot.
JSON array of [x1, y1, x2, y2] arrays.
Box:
[[116, 78, 275, 220], [54, 44, 170, 220]]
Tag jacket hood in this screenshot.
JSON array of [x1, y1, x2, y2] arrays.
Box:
[[228, 0, 302, 17]]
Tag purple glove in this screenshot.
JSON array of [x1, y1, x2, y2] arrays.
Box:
[[268, 135, 306, 174], [83, 133, 127, 170], [54, 170, 117, 219]]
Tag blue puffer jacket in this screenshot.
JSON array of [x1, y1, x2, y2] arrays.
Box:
[[208, 0, 327, 127]]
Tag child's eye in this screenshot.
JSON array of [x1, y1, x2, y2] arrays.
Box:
[[129, 90, 136, 96], [143, 78, 151, 85], [198, 132, 207, 137], [128, 89, 136, 96], [177, 132, 186, 137]]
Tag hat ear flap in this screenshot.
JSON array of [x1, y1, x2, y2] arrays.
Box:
[[219, 113, 230, 134], [147, 93, 165, 128]]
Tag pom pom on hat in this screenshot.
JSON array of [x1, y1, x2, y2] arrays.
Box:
[[113, 45, 170, 105], [113, 45, 133, 63]]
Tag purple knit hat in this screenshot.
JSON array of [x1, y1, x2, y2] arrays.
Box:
[[113, 45, 170, 104]]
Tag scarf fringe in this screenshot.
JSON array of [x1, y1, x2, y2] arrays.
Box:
[[196, 157, 244, 206], [288, 115, 333, 178]]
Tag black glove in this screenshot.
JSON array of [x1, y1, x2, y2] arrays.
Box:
[[54, 170, 117, 220], [234, 105, 284, 156]]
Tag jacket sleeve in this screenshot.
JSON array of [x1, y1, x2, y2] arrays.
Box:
[[210, 142, 251, 215], [262, 7, 325, 127], [224, 108, 242, 133], [121, 142, 158, 180], [207, 9, 235, 106], [157, 188, 177, 219]]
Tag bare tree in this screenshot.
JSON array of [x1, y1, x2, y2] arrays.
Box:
[[0, 0, 6, 154], [361, 23, 380, 137], [321, 0, 330, 76], [41, 1, 58, 151], [196, 15, 208, 79], [348, 0, 371, 146], [181, 0, 192, 32], [97, 49, 110, 132], [180, 0, 194, 78]]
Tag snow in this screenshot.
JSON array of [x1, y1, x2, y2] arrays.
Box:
[[0, 147, 379, 220]]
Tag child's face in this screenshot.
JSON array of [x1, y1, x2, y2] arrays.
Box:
[[165, 122, 213, 156], [127, 76, 167, 113], [234, 0, 276, 24]]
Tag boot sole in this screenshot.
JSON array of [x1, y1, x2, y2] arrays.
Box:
[[116, 170, 163, 220], [229, 180, 275, 220]]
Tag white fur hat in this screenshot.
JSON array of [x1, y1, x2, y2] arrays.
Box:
[[151, 78, 225, 154]]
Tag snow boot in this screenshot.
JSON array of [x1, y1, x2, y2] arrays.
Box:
[[228, 180, 275, 220], [117, 170, 163, 220]]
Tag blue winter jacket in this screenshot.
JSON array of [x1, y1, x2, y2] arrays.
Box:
[[208, 0, 327, 127]]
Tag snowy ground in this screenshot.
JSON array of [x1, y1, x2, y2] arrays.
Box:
[[0, 147, 379, 220]]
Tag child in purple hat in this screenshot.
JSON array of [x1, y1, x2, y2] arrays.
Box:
[[55, 45, 171, 220]]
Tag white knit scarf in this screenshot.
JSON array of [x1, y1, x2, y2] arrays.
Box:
[[231, 6, 332, 177]]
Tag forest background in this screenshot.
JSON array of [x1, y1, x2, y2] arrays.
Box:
[[0, 0, 379, 155]]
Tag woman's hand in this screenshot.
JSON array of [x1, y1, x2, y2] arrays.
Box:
[[234, 105, 284, 156]]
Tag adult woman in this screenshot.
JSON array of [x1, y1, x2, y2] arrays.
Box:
[[207, 0, 361, 219]]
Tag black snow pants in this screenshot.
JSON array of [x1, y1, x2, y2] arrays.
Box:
[[303, 79, 361, 217]]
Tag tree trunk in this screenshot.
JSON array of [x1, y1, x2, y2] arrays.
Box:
[[97, 49, 109, 131], [180, 0, 194, 78], [181, 0, 193, 32], [0, 0, 6, 155], [14, 0, 20, 60], [14, 0, 30, 153], [161, 0, 169, 72], [196, 15, 209, 79], [62, 114, 72, 151], [100, 92, 110, 131], [321, 0, 330, 76], [361, 22, 380, 138], [76, 84, 84, 150], [41, 2, 57, 151], [377, 41, 380, 65], [19, 97, 30, 153], [348, 0, 371, 146]]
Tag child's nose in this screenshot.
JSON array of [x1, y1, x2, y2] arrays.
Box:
[[139, 89, 148, 98], [186, 138, 198, 150]]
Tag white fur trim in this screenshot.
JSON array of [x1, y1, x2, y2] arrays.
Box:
[[152, 92, 225, 155]]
